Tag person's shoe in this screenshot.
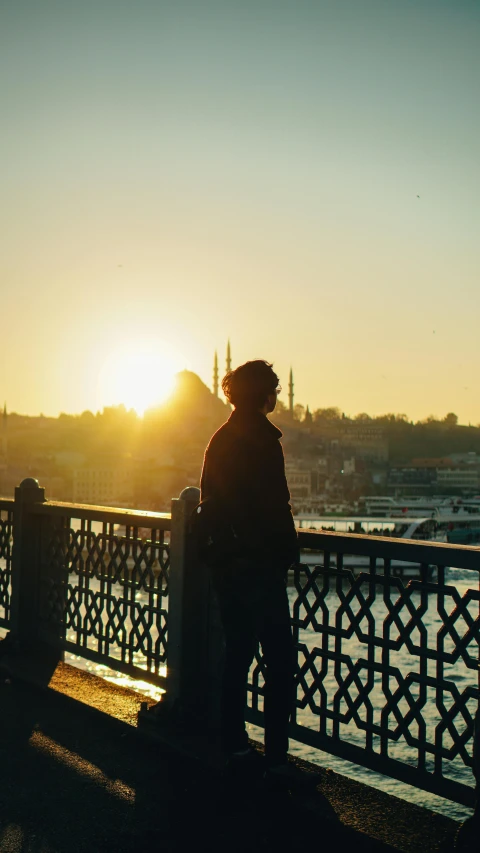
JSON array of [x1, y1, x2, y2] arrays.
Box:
[[264, 761, 323, 792], [224, 748, 264, 780]]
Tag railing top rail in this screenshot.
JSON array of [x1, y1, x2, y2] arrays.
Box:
[[32, 500, 172, 529], [0, 498, 14, 510], [298, 529, 480, 572]]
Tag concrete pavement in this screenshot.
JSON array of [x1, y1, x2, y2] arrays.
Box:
[[0, 665, 460, 853]]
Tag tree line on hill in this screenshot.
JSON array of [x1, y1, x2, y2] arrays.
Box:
[[273, 404, 480, 463], [4, 368, 480, 469]]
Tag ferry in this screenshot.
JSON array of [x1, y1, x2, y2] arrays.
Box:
[[434, 512, 480, 545], [358, 496, 480, 518], [295, 513, 480, 578]]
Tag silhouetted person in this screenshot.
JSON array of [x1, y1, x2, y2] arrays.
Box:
[[200, 360, 301, 783]]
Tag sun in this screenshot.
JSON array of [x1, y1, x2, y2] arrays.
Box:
[[97, 342, 185, 415]]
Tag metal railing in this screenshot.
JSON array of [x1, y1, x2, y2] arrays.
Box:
[[246, 530, 480, 808], [3, 480, 479, 808], [6, 481, 209, 720], [33, 500, 171, 687], [0, 499, 14, 629]]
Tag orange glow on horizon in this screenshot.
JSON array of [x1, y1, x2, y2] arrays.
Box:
[[96, 342, 187, 416]]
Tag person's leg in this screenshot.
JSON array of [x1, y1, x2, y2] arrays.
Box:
[[256, 570, 323, 790], [255, 573, 295, 766], [212, 560, 257, 755]]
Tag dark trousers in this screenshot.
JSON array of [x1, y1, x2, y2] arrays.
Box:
[[212, 556, 295, 766]]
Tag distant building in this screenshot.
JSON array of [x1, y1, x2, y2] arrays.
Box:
[[285, 456, 334, 514], [338, 424, 388, 463], [435, 468, 479, 492], [55, 451, 86, 468], [73, 464, 133, 506], [285, 458, 311, 501], [388, 460, 479, 496], [388, 466, 439, 496], [410, 458, 454, 469], [447, 452, 479, 466], [343, 457, 355, 476]]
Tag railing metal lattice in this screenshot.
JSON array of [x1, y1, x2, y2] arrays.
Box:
[[246, 537, 480, 807], [38, 512, 170, 686], [0, 501, 14, 629]]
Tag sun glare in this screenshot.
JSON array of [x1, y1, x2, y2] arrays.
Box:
[[97, 342, 185, 415]]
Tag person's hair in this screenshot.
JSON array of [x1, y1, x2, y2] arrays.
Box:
[[222, 360, 279, 410]]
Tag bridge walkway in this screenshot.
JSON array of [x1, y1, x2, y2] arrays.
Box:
[[0, 663, 459, 853]]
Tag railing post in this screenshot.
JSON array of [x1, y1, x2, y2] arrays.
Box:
[[10, 478, 46, 647], [7, 478, 61, 682], [165, 487, 222, 728]]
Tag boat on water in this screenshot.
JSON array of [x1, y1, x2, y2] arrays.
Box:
[[294, 512, 480, 578], [358, 495, 480, 518]]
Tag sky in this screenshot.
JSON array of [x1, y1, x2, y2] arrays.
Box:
[[1, 0, 479, 422]]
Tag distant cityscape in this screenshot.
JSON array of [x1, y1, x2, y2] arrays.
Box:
[[1, 347, 480, 513]]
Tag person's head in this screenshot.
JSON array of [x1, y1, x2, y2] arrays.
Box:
[[222, 360, 280, 414]]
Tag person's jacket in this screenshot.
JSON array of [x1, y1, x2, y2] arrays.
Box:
[[200, 408, 299, 568]]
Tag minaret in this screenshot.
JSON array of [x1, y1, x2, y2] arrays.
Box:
[[288, 368, 294, 416], [226, 340, 232, 374], [213, 351, 219, 397]]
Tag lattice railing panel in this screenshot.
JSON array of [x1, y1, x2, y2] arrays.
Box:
[[246, 545, 480, 807], [39, 515, 170, 685], [0, 502, 14, 629]]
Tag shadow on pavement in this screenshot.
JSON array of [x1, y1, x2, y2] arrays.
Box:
[[0, 679, 405, 852]]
